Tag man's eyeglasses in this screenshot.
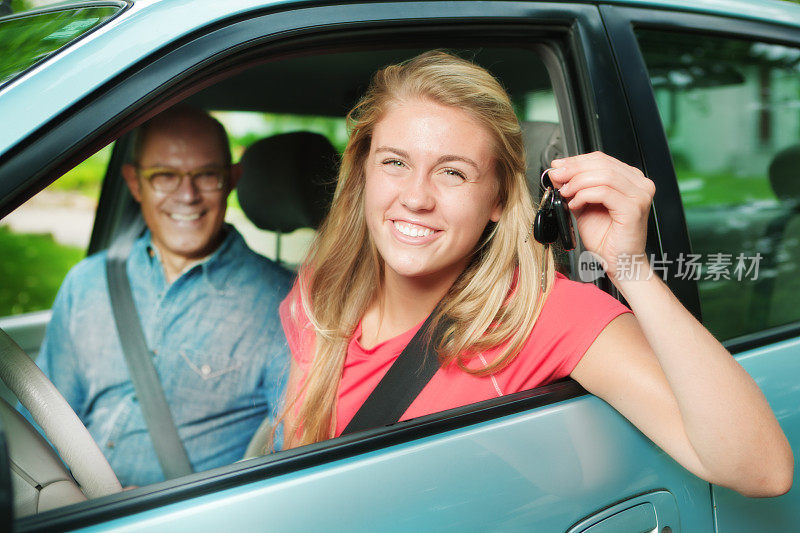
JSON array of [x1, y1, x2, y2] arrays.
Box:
[[137, 166, 229, 193]]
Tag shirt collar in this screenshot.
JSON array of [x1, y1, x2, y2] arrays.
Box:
[[137, 224, 246, 293]]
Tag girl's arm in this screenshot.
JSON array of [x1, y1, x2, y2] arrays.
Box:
[[550, 152, 793, 497]]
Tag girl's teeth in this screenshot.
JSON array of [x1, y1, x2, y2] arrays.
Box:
[[394, 221, 434, 237]]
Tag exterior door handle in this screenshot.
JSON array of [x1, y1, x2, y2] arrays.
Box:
[[566, 490, 679, 533]]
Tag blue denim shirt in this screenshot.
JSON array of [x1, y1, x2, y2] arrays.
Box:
[[35, 226, 293, 487]]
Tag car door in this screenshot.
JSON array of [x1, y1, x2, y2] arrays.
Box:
[[4, 2, 717, 531], [601, 4, 800, 530]]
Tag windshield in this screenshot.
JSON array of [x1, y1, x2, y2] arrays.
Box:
[[0, 4, 121, 87]]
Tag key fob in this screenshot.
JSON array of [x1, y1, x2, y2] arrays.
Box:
[[533, 205, 559, 244], [551, 191, 576, 251]]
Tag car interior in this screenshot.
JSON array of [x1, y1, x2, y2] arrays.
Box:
[[0, 43, 576, 518]]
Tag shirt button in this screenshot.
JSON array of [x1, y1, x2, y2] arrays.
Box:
[[107, 441, 115, 449], [200, 364, 211, 377]]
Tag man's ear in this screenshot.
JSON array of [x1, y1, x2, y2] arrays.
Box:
[[228, 163, 243, 190], [121, 163, 142, 203]]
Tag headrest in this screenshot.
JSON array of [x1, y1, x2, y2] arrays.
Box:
[[238, 132, 338, 233], [521, 121, 564, 196], [769, 144, 800, 202]]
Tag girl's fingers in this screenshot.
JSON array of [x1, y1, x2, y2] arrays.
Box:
[[558, 170, 639, 199], [550, 152, 654, 199], [567, 184, 649, 220]]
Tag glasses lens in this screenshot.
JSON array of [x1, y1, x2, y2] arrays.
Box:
[[148, 170, 181, 192], [193, 170, 224, 191]]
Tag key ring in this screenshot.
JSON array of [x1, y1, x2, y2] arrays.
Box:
[[540, 167, 556, 190], [539, 186, 553, 209]]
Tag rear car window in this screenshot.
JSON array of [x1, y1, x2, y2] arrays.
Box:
[[636, 29, 800, 341], [0, 4, 121, 87]]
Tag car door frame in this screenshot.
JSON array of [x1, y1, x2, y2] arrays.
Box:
[[6, 2, 715, 531], [600, 3, 800, 353], [601, 4, 800, 531]]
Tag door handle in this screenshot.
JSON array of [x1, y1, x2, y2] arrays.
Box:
[[566, 490, 679, 533]]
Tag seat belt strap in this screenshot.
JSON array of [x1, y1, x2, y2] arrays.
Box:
[[342, 309, 451, 435], [105, 220, 194, 479]]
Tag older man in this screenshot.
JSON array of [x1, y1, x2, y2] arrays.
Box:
[[36, 107, 292, 486]]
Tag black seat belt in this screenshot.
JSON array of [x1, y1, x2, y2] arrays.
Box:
[[342, 309, 451, 435], [105, 218, 194, 479]]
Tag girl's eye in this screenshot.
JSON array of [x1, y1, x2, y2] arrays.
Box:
[[442, 168, 467, 181], [382, 159, 405, 168]]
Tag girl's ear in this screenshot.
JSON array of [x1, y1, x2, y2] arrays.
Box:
[[490, 200, 502, 223]]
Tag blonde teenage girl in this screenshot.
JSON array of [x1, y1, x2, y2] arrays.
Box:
[[278, 51, 792, 497]]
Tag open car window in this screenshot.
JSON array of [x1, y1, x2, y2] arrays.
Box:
[[3, 41, 574, 519]]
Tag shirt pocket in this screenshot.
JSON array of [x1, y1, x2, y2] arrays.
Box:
[[175, 348, 245, 397]]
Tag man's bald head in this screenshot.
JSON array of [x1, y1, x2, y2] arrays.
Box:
[[131, 106, 232, 166]]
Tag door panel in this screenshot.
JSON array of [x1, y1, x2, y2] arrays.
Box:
[[0, 312, 49, 359], [79, 396, 713, 531], [714, 341, 800, 531], [602, 5, 800, 531]]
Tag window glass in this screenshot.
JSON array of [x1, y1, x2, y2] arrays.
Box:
[[637, 30, 800, 341], [0, 5, 121, 87], [0, 146, 108, 316]]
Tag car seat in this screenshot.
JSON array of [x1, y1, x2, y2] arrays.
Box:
[[237, 131, 338, 264], [750, 144, 800, 329]]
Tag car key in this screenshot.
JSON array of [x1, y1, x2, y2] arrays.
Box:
[[533, 187, 554, 292], [533, 168, 577, 291]]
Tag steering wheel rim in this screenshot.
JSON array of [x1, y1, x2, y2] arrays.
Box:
[[0, 328, 122, 499]]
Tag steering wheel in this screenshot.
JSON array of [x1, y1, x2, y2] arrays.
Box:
[[0, 329, 122, 506]]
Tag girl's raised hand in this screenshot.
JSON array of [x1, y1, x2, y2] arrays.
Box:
[[547, 152, 655, 278]]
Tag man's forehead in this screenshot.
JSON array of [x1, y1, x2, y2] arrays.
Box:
[[139, 119, 227, 164]]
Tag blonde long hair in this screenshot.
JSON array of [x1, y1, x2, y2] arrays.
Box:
[[282, 51, 555, 447]]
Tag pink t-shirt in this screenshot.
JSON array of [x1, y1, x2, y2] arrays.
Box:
[[280, 272, 630, 437]]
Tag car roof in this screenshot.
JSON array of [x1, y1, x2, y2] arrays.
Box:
[[1, 0, 799, 158], [608, 0, 800, 26]]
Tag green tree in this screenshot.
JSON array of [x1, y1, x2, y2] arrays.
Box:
[[10, 0, 33, 13]]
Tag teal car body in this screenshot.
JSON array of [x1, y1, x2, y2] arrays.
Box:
[[0, 0, 798, 531]]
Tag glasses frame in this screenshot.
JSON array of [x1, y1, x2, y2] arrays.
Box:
[[137, 165, 230, 193]]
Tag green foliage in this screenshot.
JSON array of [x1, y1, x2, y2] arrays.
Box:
[[48, 144, 112, 197], [222, 112, 349, 156], [677, 171, 776, 208], [0, 5, 117, 85], [0, 227, 84, 315], [9, 1, 33, 13]]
